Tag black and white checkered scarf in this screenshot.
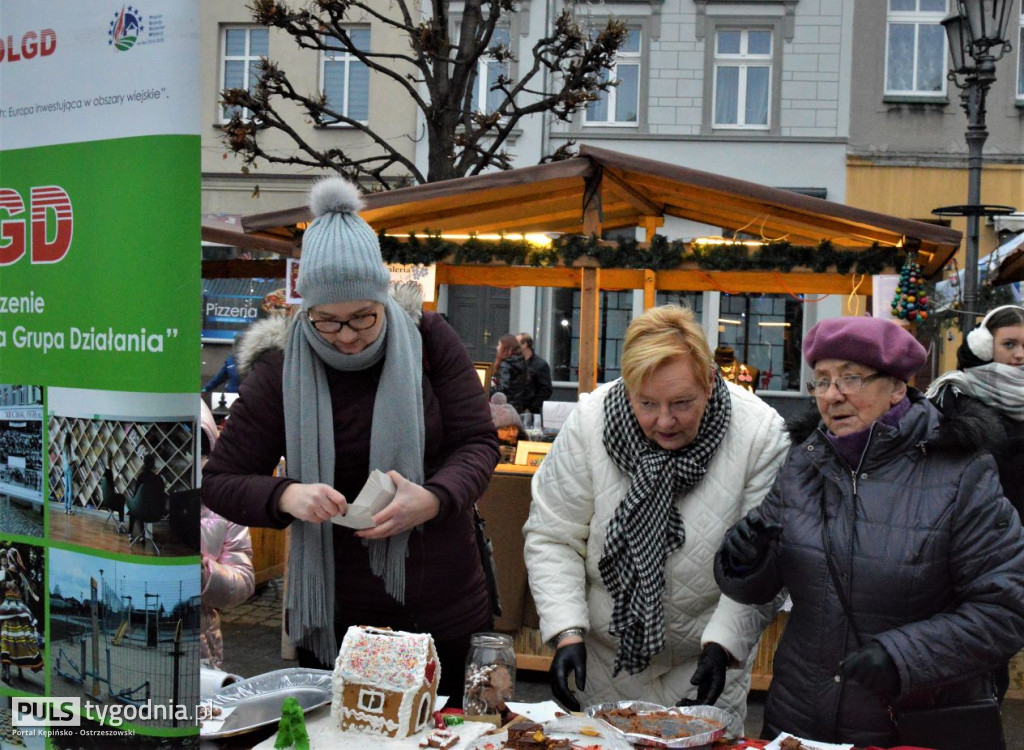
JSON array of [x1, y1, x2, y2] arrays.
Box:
[[599, 373, 731, 676]]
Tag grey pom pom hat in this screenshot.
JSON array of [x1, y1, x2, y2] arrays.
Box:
[[296, 177, 389, 310]]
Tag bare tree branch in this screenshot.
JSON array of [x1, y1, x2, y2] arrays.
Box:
[[223, 0, 624, 186]]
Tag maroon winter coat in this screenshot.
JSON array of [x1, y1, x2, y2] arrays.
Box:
[[202, 311, 500, 640]]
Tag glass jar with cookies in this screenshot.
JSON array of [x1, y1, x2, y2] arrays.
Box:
[[463, 632, 516, 718]]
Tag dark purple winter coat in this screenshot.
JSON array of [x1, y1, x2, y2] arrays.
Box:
[[715, 390, 1024, 747], [202, 310, 500, 640]]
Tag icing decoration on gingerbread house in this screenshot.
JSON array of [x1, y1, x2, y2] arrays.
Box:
[[331, 625, 440, 739]]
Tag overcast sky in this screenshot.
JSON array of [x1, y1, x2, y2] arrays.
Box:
[[48, 549, 199, 608]]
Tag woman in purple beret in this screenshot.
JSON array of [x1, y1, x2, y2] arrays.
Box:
[[714, 315, 1024, 749]]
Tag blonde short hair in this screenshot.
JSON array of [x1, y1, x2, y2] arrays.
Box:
[[621, 305, 714, 394]]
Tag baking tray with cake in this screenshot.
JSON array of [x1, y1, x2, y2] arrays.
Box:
[[466, 714, 634, 750], [584, 701, 733, 748], [199, 667, 334, 739]]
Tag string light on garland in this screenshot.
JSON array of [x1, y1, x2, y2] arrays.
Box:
[[373, 231, 908, 275], [891, 253, 929, 323]]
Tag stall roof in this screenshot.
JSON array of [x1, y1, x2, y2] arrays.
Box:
[[994, 232, 1024, 284], [205, 145, 962, 277]]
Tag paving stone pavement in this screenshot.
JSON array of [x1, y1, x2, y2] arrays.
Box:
[[0, 496, 43, 539], [220, 576, 283, 629]]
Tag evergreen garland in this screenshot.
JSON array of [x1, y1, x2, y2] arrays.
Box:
[[376, 231, 907, 275]]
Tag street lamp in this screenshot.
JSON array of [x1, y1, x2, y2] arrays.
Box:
[[937, 0, 1015, 325]]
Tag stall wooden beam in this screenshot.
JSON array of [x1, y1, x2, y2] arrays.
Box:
[[578, 266, 601, 395], [438, 264, 582, 288], [655, 270, 863, 295], [436, 263, 865, 296], [643, 269, 657, 310]]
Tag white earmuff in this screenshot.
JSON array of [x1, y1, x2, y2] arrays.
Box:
[[966, 325, 994, 361]]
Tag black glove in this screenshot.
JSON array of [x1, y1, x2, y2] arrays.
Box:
[[677, 643, 729, 707], [549, 643, 587, 712], [840, 641, 900, 696], [721, 513, 782, 569]]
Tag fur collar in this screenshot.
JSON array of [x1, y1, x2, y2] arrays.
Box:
[[235, 281, 424, 376], [785, 388, 1005, 456]]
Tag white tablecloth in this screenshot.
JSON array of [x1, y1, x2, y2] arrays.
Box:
[[252, 707, 494, 750]]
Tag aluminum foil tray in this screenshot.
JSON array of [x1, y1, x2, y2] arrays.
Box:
[[200, 668, 333, 739], [584, 701, 734, 749]]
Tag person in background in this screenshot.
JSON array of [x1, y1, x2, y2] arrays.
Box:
[[200, 400, 255, 670], [517, 332, 554, 414], [524, 305, 789, 732], [100, 451, 127, 534], [61, 433, 75, 516], [715, 316, 1024, 747], [926, 303, 1024, 701], [0, 578, 42, 685], [489, 392, 523, 446], [204, 352, 242, 394], [128, 453, 166, 542], [491, 334, 530, 414], [203, 177, 499, 705]]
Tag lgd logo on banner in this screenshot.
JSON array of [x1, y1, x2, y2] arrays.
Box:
[[12, 697, 81, 727]]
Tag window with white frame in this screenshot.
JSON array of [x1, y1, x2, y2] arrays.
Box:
[[1018, 9, 1024, 100], [221, 26, 269, 122], [712, 28, 772, 129], [472, 26, 512, 115], [885, 0, 948, 96], [585, 28, 641, 126], [321, 27, 371, 124]]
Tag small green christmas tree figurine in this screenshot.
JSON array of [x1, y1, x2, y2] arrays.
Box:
[[274, 696, 310, 750], [891, 253, 930, 323]]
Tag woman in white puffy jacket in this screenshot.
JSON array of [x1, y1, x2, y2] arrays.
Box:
[[523, 306, 789, 729], [200, 401, 255, 669]]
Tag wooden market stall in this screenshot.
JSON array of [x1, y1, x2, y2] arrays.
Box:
[[201, 146, 963, 681], [204, 145, 961, 394]]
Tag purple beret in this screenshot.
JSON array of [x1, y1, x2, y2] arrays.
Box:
[[803, 316, 926, 381]]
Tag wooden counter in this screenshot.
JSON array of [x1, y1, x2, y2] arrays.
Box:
[[476, 465, 554, 672], [249, 526, 287, 586]]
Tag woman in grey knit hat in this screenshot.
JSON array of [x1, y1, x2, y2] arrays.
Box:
[[202, 177, 500, 704]]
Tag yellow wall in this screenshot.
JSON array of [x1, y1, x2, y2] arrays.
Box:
[[846, 160, 1024, 373]]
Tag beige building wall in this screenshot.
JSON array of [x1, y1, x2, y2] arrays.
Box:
[[200, 0, 420, 217], [847, 161, 1024, 372]]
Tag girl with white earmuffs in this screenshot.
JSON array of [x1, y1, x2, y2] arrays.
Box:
[[927, 303, 1024, 701]]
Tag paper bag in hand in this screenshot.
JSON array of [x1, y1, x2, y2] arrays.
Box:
[[331, 469, 397, 530]]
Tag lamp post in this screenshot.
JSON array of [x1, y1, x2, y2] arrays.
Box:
[[938, 0, 1015, 326]]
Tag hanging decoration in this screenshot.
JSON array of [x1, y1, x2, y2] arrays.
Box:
[[371, 231, 908, 276], [890, 253, 930, 323]]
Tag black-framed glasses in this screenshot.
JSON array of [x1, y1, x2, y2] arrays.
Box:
[[307, 311, 378, 334], [805, 372, 885, 397]]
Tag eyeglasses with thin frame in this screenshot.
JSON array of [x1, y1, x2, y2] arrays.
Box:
[[805, 372, 885, 397], [307, 311, 378, 334]]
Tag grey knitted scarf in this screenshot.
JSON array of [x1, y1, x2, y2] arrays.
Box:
[[282, 296, 424, 665], [926, 362, 1024, 422], [599, 373, 731, 676]]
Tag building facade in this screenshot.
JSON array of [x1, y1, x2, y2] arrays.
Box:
[[201, 2, 1023, 400], [846, 1, 1024, 371]]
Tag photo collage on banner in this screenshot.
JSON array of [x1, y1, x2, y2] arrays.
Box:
[[0, 2, 201, 747]]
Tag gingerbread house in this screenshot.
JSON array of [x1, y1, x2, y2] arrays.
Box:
[[331, 625, 440, 739]]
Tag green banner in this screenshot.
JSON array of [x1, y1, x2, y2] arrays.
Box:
[[0, 136, 199, 392]]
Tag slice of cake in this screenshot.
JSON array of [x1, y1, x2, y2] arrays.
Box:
[[331, 625, 440, 739]]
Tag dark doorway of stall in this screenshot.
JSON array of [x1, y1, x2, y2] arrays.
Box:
[[446, 286, 511, 364]]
